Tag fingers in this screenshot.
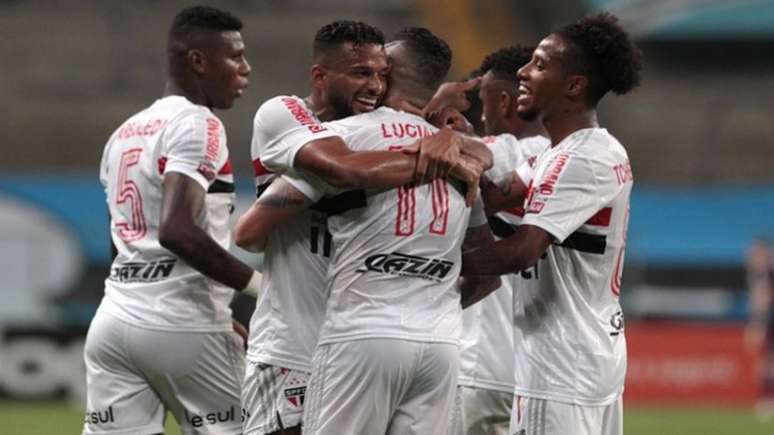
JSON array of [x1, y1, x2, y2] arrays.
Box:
[[462, 76, 482, 91]]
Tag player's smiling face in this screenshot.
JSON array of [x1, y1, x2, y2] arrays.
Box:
[[516, 34, 566, 121], [322, 42, 389, 119], [203, 30, 251, 110]]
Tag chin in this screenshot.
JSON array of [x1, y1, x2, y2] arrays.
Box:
[[517, 107, 539, 122]]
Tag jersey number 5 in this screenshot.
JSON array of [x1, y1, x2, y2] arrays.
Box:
[[115, 148, 147, 242]]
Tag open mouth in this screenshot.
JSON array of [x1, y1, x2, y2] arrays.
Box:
[[517, 84, 531, 105], [354, 96, 378, 110]]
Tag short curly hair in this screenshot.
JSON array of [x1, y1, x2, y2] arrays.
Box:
[[170, 6, 242, 34], [392, 27, 452, 91], [557, 12, 643, 104], [313, 20, 385, 60], [479, 45, 534, 83]]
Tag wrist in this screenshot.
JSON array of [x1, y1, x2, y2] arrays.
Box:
[[241, 270, 262, 298]]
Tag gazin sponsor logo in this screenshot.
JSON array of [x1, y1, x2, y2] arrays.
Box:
[[358, 252, 454, 282]]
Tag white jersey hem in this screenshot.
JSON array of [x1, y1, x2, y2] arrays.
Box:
[[317, 333, 460, 347], [97, 306, 233, 333], [512, 387, 623, 407], [245, 352, 312, 373], [458, 376, 515, 394]]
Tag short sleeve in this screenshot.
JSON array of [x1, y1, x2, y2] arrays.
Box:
[[162, 112, 226, 190], [281, 172, 329, 203], [253, 96, 339, 172], [521, 152, 621, 243]]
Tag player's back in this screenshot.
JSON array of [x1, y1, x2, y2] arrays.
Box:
[[316, 107, 473, 346], [98, 95, 235, 331]]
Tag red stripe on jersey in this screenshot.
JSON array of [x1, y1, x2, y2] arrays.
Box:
[[586, 207, 612, 227], [252, 159, 273, 177], [157, 156, 167, 175], [218, 159, 233, 175], [504, 207, 525, 217]]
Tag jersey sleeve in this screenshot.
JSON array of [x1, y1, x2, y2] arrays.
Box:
[[162, 111, 226, 190], [281, 171, 329, 203], [253, 96, 339, 172], [521, 152, 621, 243]]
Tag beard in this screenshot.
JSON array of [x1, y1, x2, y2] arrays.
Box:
[[327, 92, 355, 120], [517, 105, 539, 122]]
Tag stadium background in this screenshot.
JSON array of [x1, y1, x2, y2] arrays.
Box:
[[1, 0, 773, 433]]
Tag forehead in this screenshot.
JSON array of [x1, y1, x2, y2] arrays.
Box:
[[534, 34, 566, 62], [329, 42, 387, 68], [207, 30, 244, 53]]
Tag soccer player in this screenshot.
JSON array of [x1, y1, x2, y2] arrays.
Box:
[[239, 21, 474, 435], [237, 27, 497, 435], [744, 238, 774, 420], [453, 46, 549, 435], [83, 6, 261, 435], [460, 13, 642, 435]]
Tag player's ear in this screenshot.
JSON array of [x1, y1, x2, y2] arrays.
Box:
[[499, 90, 513, 115], [188, 49, 207, 75], [310, 64, 327, 87], [566, 75, 588, 99]]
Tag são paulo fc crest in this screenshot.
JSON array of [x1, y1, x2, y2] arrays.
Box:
[[284, 386, 306, 408]]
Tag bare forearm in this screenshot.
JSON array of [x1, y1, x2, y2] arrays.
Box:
[[333, 151, 418, 189], [161, 226, 253, 290], [460, 136, 493, 170], [462, 226, 550, 276], [460, 275, 502, 309]]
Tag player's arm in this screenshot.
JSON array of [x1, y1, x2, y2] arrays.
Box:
[[233, 177, 315, 253], [295, 127, 469, 189], [158, 172, 260, 295], [459, 223, 501, 308], [461, 225, 552, 276], [480, 171, 528, 216], [422, 77, 481, 119]]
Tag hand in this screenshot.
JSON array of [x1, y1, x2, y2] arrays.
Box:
[[232, 319, 249, 351], [423, 77, 481, 120], [449, 155, 483, 207], [427, 107, 475, 134], [403, 127, 462, 184]]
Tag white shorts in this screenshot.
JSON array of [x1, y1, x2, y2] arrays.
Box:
[[509, 396, 623, 435], [450, 385, 512, 435], [303, 339, 459, 435], [82, 311, 245, 435], [242, 361, 309, 434]]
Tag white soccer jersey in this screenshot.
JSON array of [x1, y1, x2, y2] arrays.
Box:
[[515, 128, 632, 406], [97, 95, 235, 331], [459, 134, 549, 393], [247, 95, 339, 372], [285, 107, 487, 347]]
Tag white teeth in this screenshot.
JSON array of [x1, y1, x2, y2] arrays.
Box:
[[357, 97, 377, 105]]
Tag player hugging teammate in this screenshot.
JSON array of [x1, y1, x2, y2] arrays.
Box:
[[85, 5, 642, 435]]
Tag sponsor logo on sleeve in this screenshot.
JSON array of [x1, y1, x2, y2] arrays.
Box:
[[281, 97, 327, 133], [357, 252, 454, 282]]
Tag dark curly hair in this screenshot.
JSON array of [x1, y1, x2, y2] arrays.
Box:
[[479, 45, 534, 83], [313, 20, 385, 60], [557, 12, 643, 104], [392, 27, 452, 91], [170, 6, 242, 34]]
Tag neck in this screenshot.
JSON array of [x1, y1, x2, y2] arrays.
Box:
[[382, 89, 426, 117], [542, 104, 598, 147], [164, 78, 208, 108], [503, 117, 547, 140], [306, 90, 336, 122]]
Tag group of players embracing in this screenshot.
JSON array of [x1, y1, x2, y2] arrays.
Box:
[[85, 5, 643, 435]]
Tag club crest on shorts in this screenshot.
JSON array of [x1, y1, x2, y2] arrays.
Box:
[[284, 386, 306, 407]]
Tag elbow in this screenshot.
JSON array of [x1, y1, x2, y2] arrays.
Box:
[[233, 219, 263, 253]]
